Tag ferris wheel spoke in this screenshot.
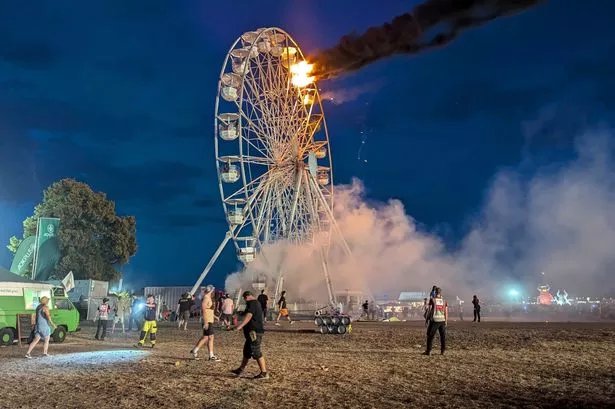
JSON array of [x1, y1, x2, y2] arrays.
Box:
[[245, 80, 271, 151], [215, 27, 334, 270], [223, 170, 269, 203], [237, 110, 275, 157]]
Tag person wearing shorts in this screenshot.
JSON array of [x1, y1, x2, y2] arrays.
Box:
[[25, 296, 56, 358], [221, 294, 234, 329], [177, 292, 193, 331], [275, 291, 293, 325], [190, 285, 220, 361], [232, 291, 268, 379]]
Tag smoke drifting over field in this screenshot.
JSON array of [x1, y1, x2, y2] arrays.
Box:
[[226, 130, 615, 301], [311, 0, 543, 79]]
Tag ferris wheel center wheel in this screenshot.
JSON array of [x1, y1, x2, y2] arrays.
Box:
[[191, 27, 342, 303]]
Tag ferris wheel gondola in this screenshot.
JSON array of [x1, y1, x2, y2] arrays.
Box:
[[191, 28, 348, 305]]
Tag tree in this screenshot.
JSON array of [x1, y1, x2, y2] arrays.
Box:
[[8, 179, 137, 281], [6, 236, 22, 254]]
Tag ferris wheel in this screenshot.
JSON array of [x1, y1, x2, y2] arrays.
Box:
[[191, 27, 345, 304]]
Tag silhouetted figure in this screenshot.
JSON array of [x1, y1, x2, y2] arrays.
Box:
[[257, 290, 268, 321], [472, 295, 481, 322]]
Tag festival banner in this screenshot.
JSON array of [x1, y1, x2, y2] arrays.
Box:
[[32, 217, 61, 281], [9, 235, 36, 276]]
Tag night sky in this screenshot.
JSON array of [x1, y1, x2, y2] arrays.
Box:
[[1, 1, 614, 289]]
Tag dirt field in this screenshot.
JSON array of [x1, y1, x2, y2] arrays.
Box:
[[1, 320, 614, 409]]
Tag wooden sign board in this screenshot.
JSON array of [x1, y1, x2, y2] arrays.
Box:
[[17, 314, 34, 347]]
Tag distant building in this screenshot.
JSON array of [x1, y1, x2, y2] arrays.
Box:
[[398, 291, 427, 303]]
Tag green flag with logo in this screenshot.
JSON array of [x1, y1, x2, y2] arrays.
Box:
[[32, 217, 61, 281], [9, 235, 37, 276]]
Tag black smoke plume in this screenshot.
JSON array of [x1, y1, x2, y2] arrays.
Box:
[[311, 0, 545, 79]]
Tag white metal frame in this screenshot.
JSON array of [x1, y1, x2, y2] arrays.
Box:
[[192, 28, 341, 305]]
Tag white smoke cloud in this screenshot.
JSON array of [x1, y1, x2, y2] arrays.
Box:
[[461, 128, 615, 296], [226, 129, 615, 302], [320, 80, 384, 105]]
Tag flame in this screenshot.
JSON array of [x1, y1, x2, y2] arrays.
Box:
[[290, 61, 315, 87], [302, 93, 314, 105]]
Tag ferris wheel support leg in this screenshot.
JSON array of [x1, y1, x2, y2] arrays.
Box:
[[307, 173, 378, 304], [320, 247, 337, 306], [273, 271, 284, 311], [190, 230, 234, 295], [307, 172, 352, 257], [287, 169, 304, 231]]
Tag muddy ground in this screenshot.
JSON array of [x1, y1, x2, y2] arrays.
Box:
[[1, 320, 614, 409]]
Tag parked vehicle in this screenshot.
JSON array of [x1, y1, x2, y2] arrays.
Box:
[[0, 267, 80, 346]]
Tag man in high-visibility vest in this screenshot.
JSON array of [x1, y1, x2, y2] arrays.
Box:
[[136, 294, 158, 348], [423, 287, 448, 355]]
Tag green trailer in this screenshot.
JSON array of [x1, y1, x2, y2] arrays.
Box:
[[0, 267, 80, 346]]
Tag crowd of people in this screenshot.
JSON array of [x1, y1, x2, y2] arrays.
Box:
[[20, 283, 512, 375]]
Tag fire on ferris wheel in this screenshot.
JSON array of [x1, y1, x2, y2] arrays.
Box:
[[190, 27, 353, 307]]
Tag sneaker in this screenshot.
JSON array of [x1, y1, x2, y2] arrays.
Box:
[[150, 344, 155, 349], [441, 350, 445, 355], [230, 368, 243, 376], [290, 321, 295, 325], [190, 349, 198, 359], [209, 355, 221, 362], [135, 343, 142, 348], [25, 353, 32, 359], [422, 351, 430, 356], [43, 353, 52, 357], [253, 372, 270, 380], [274, 322, 280, 326]]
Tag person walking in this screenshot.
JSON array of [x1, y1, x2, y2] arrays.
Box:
[[112, 296, 128, 334], [128, 295, 140, 331], [257, 290, 268, 321], [362, 300, 369, 319], [136, 294, 158, 348], [472, 295, 481, 322], [221, 294, 234, 329], [95, 297, 111, 340], [25, 296, 56, 358], [232, 291, 268, 379], [177, 292, 194, 331], [423, 287, 448, 356], [161, 302, 170, 321], [275, 291, 293, 325], [190, 285, 221, 361]]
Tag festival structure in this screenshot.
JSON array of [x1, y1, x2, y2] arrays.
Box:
[[192, 27, 353, 308], [537, 285, 554, 305]]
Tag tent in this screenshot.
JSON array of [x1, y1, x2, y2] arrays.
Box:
[[0, 267, 53, 290]]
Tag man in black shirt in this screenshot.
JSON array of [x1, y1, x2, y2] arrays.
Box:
[[177, 292, 194, 331], [232, 291, 268, 379], [275, 290, 293, 325], [362, 300, 369, 318], [257, 290, 269, 321], [472, 295, 481, 322]]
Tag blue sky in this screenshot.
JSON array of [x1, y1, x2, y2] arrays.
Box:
[[1, 0, 614, 289]]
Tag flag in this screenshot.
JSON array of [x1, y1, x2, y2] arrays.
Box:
[[32, 217, 61, 281], [62, 271, 75, 292], [10, 235, 37, 276]]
